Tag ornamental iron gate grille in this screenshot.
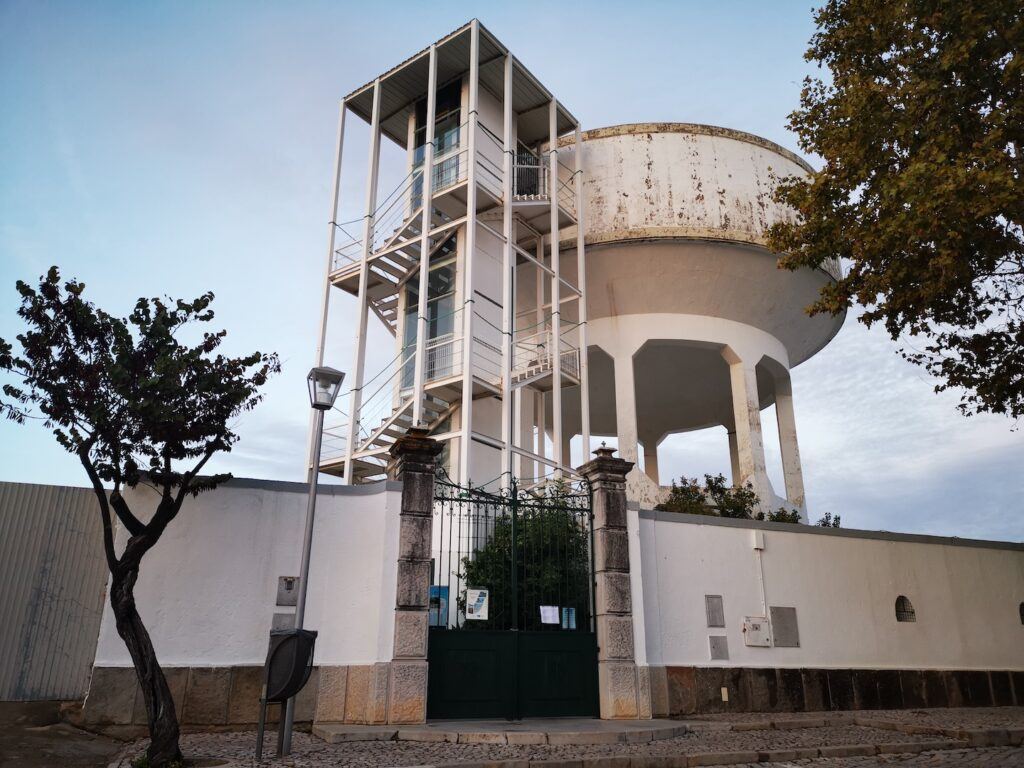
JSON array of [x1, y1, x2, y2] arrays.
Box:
[[426, 471, 598, 720]]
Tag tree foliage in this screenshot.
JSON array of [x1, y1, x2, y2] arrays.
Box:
[[656, 473, 757, 518], [655, 474, 805, 522], [0, 267, 279, 766], [815, 511, 843, 527], [760, 507, 803, 524], [769, 0, 1024, 419], [457, 482, 591, 631]]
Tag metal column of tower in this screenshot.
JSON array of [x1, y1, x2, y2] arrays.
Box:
[[499, 54, 514, 484], [548, 100, 563, 475], [306, 99, 347, 476], [411, 46, 438, 426], [343, 81, 382, 484], [535, 235, 546, 472], [457, 19, 480, 485], [574, 124, 591, 459]]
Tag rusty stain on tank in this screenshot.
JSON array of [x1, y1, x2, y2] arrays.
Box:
[[571, 123, 837, 280]]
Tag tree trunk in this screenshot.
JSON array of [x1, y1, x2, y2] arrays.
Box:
[[110, 567, 182, 766]]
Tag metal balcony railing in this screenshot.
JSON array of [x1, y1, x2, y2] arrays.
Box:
[[510, 328, 581, 387], [331, 122, 580, 276], [511, 149, 577, 218]]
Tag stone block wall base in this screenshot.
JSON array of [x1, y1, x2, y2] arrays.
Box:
[[84, 662, 422, 727], [663, 665, 1024, 716], [387, 660, 427, 724], [649, 665, 670, 717], [342, 663, 390, 724], [82, 665, 318, 727], [598, 661, 643, 719]]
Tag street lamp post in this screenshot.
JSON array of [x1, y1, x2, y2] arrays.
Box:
[[280, 366, 345, 755]]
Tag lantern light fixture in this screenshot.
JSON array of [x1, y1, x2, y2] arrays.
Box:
[[306, 366, 345, 410]]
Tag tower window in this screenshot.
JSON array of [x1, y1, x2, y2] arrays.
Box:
[[1019, 602, 1024, 625], [895, 595, 916, 623]]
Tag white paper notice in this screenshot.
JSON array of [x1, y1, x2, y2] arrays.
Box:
[[540, 605, 559, 624], [466, 588, 489, 620]]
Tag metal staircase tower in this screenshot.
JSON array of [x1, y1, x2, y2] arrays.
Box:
[[310, 20, 590, 489]]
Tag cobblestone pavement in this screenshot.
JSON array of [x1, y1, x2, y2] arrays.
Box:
[[731, 748, 1024, 766], [847, 706, 1024, 730], [0, 721, 122, 768], [685, 707, 1024, 729], [109, 721, 1024, 767]]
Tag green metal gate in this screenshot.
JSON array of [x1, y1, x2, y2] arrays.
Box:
[[426, 472, 598, 720]]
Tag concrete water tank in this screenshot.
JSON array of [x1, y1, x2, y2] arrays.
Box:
[[561, 123, 843, 512]]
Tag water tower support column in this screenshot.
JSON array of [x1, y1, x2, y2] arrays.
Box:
[[724, 352, 770, 505], [774, 371, 806, 511], [612, 351, 639, 466], [642, 443, 659, 485], [726, 429, 741, 483]]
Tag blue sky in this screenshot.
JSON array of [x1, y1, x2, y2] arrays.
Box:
[[2, 1, 1021, 541]]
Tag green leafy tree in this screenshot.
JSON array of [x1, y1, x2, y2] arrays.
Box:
[[704, 474, 761, 519], [654, 476, 710, 516], [655, 473, 762, 519], [816, 511, 842, 527], [769, 0, 1024, 419], [0, 268, 279, 767], [457, 482, 591, 631], [760, 507, 803, 523]]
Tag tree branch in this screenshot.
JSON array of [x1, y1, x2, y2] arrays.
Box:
[[170, 444, 218, 514], [77, 444, 119, 573], [109, 489, 147, 537]]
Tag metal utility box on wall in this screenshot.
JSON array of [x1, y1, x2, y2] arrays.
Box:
[[709, 635, 729, 660], [742, 616, 771, 647], [770, 606, 800, 647], [704, 595, 725, 628]]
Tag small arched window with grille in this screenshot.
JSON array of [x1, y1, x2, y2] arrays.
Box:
[[895, 595, 916, 622]]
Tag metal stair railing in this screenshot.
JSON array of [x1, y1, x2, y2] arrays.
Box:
[[557, 156, 577, 218], [330, 165, 419, 272], [513, 151, 547, 199], [352, 349, 415, 454]]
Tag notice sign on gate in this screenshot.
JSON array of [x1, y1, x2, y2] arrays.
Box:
[[466, 588, 489, 620]]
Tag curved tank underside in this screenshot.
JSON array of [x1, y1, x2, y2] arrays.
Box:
[[583, 239, 842, 367]]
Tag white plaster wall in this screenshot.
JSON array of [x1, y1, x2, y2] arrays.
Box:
[[94, 480, 400, 667], [638, 513, 1024, 670]]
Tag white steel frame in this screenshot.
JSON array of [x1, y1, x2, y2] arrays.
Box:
[[309, 22, 589, 488], [343, 80, 382, 484], [456, 20, 481, 485]]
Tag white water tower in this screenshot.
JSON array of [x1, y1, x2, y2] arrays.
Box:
[[558, 123, 843, 512]]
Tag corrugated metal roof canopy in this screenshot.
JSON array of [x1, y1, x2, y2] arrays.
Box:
[[344, 20, 578, 148]]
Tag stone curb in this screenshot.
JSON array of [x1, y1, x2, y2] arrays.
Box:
[[689, 714, 854, 733], [109, 734, 991, 768], [314, 723, 688, 746], [419, 737, 976, 768]]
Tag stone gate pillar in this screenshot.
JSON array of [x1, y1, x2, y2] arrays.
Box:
[[386, 427, 443, 724], [578, 444, 650, 719]]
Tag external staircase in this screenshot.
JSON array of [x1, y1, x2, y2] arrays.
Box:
[[322, 133, 580, 483]]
